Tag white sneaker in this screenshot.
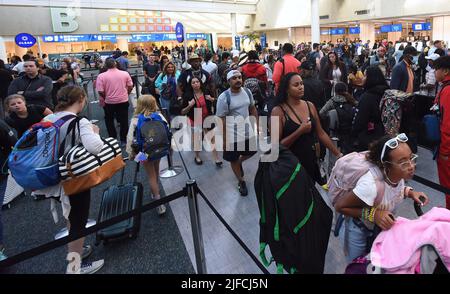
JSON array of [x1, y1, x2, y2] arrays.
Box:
[[157, 205, 166, 216], [81, 245, 93, 260], [80, 259, 104, 274]]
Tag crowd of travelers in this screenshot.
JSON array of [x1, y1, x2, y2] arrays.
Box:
[[0, 36, 449, 274]]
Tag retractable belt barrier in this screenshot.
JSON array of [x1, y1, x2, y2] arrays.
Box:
[[0, 189, 185, 269], [413, 175, 450, 195]]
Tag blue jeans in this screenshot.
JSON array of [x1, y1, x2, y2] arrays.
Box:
[[339, 218, 372, 263], [159, 97, 171, 119], [0, 176, 8, 245]]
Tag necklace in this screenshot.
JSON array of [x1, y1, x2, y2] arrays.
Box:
[[383, 169, 400, 186]]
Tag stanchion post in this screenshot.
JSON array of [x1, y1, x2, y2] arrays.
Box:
[[91, 73, 98, 101], [186, 180, 207, 274], [134, 70, 140, 99]]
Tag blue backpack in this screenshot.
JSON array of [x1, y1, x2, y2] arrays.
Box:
[[8, 115, 80, 190], [136, 113, 171, 161]]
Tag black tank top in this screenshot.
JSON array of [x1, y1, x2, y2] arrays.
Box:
[[281, 101, 322, 184]]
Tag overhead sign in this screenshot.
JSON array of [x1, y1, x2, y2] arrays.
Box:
[[235, 36, 241, 51], [175, 22, 184, 43], [15, 33, 37, 48], [42, 34, 117, 43], [330, 28, 345, 35], [349, 27, 361, 34], [91, 35, 117, 42], [412, 22, 432, 31], [128, 33, 207, 43], [260, 33, 267, 48], [321, 30, 330, 35], [391, 24, 403, 32], [186, 33, 207, 40], [381, 24, 403, 33]]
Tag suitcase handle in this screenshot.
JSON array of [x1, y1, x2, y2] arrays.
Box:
[[120, 158, 140, 185]]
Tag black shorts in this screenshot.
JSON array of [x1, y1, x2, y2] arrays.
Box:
[[223, 139, 257, 162]]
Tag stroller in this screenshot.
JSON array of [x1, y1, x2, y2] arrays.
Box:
[[341, 198, 449, 274]]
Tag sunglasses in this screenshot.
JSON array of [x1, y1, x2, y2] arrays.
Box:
[[380, 133, 408, 163]]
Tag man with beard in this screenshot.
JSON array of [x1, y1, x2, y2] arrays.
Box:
[[216, 70, 258, 197]]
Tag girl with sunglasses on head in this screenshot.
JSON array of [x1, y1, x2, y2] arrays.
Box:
[[334, 134, 430, 262]]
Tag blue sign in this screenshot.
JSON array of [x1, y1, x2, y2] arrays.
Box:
[[321, 30, 330, 35], [330, 28, 345, 35], [186, 33, 207, 40], [380, 24, 403, 33], [260, 33, 267, 48], [15, 33, 37, 48], [42, 34, 117, 43], [412, 22, 432, 31], [91, 34, 117, 42], [349, 27, 361, 34], [391, 24, 403, 32], [235, 36, 241, 51], [175, 22, 184, 43]]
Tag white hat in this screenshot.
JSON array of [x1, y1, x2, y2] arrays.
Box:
[[425, 53, 440, 61], [227, 69, 242, 81]]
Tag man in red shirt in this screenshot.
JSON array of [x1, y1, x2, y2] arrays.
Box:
[[272, 43, 301, 95], [435, 56, 450, 209], [240, 50, 268, 85]]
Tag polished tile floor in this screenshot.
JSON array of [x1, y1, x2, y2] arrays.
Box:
[[160, 128, 446, 274]]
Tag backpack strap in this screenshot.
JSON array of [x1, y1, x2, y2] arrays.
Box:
[[224, 89, 231, 112], [368, 166, 385, 207], [242, 87, 252, 106]]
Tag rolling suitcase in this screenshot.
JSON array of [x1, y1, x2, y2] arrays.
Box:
[[95, 162, 143, 245]]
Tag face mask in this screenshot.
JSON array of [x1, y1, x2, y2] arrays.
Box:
[[412, 55, 419, 65]]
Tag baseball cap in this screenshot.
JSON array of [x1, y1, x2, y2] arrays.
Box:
[[425, 53, 441, 61], [227, 70, 242, 81]]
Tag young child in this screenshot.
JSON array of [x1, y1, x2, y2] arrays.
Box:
[[126, 95, 168, 216], [5, 94, 53, 137]]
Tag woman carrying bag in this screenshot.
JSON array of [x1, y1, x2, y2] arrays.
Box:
[[37, 85, 105, 274]]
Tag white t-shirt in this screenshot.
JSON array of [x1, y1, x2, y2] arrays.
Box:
[[353, 171, 405, 212]]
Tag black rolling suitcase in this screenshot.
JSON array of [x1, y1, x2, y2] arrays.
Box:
[[96, 162, 143, 245]]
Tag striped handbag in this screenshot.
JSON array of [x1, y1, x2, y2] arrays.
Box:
[[59, 137, 126, 195]]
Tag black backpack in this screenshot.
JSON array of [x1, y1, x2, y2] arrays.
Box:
[[307, 51, 318, 71], [254, 146, 333, 274], [333, 101, 355, 135]]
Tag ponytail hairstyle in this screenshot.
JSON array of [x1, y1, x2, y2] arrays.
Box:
[[55, 85, 86, 112]]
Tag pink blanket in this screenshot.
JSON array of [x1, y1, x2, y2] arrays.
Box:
[[370, 207, 450, 274]]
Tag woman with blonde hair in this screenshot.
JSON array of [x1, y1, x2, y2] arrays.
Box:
[[155, 61, 181, 120], [126, 95, 168, 215]]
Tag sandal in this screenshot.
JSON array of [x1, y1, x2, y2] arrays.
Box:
[[215, 161, 223, 167], [195, 157, 203, 165]]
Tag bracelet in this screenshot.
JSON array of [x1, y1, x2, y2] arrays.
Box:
[[368, 208, 377, 223], [405, 187, 414, 199]]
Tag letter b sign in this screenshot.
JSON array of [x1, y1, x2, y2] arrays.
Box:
[[51, 8, 79, 33]]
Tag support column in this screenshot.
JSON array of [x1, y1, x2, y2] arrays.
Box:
[[311, 0, 320, 44], [116, 38, 129, 52], [288, 28, 292, 43], [0, 37, 7, 62], [433, 16, 450, 45], [231, 13, 237, 50], [360, 22, 376, 44]]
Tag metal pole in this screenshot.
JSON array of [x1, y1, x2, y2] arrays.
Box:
[[134, 70, 140, 99], [186, 180, 207, 274]]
